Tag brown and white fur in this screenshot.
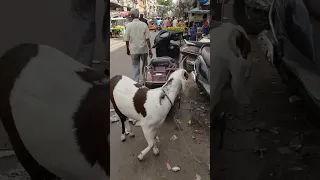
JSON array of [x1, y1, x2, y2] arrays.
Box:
[[210, 22, 252, 149], [110, 69, 188, 161], [0, 44, 109, 180]]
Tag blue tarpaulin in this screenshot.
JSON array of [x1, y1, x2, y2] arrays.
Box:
[[199, 0, 209, 5], [188, 9, 210, 14]]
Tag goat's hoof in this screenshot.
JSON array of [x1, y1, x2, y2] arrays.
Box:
[[121, 134, 126, 142], [138, 153, 144, 161], [153, 148, 160, 156], [129, 132, 135, 137]]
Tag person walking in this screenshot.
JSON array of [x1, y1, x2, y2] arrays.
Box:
[[167, 17, 172, 27], [71, 0, 108, 70], [124, 8, 153, 83], [162, 17, 168, 30], [139, 14, 148, 26]]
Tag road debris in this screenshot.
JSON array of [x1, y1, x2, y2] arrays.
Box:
[[188, 120, 192, 126], [253, 148, 267, 158], [289, 134, 304, 151], [156, 136, 160, 143], [110, 109, 115, 112], [166, 162, 172, 170], [110, 114, 119, 123], [128, 118, 137, 125], [288, 167, 303, 171], [172, 166, 181, 172], [134, 121, 141, 127], [269, 127, 280, 135], [277, 147, 293, 155], [195, 173, 201, 180], [288, 95, 302, 103], [170, 135, 178, 141]]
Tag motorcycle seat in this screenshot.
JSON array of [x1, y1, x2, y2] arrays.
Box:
[[185, 40, 210, 47], [149, 56, 176, 66], [200, 46, 210, 67]]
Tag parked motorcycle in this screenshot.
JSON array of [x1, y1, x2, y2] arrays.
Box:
[[258, 0, 320, 115], [180, 39, 210, 72], [153, 30, 181, 67], [190, 44, 210, 97]]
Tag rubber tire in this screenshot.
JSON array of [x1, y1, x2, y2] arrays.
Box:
[[233, 0, 269, 35]]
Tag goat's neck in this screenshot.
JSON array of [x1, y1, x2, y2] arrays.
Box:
[[162, 83, 180, 103]]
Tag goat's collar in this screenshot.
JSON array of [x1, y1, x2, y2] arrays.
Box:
[[162, 88, 173, 106]]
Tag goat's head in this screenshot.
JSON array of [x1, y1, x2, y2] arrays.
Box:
[[165, 69, 189, 92]]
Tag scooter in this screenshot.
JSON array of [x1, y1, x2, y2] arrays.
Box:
[[258, 0, 320, 115], [152, 30, 181, 67], [190, 44, 210, 97], [180, 39, 210, 73]]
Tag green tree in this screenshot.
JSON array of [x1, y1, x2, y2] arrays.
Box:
[[157, 0, 173, 6]]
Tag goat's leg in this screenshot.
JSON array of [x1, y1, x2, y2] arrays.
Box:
[[153, 128, 160, 156], [138, 126, 156, 161], [120, 119, 126, 142], [125, 120, 135, 137]]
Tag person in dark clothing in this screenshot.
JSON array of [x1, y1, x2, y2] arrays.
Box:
[[139, 14, 148, 26], [71, 0, 109, 75]]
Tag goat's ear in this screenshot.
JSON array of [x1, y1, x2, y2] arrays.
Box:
[[182, 71, 188, 80], [235, 25, 251, 58]]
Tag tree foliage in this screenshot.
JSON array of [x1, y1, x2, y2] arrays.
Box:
[[157, 0, 173, 6]]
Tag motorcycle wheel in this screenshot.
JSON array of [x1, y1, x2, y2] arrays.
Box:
[[233, 0, 269, 35]]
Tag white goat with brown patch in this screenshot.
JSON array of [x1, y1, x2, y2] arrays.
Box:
[[210, 22, 252, 149], [110, 69, 189, 161]]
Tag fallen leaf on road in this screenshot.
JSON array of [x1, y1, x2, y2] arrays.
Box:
[[188, 120, 192, 125], [134, 121, 141, 126], [269, 127, 280, 135], [277, 147, 292, 155], [110, 115, 119, 123], [170, 135, 178, 141], [195, 173, 201, 180], [166, 162, 172, 170], [288, 167, 303, 171], [172, 166, 180, 172]]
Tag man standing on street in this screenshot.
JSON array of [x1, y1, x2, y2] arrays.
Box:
[[124, 8, 153, 83], [139, 14, 148, 26], [172, 17, 178, 27], [71, 0, 109, 76]]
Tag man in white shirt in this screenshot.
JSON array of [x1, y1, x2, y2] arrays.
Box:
[[124, 9, 153, 82], [172, 17, 178, 27]]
